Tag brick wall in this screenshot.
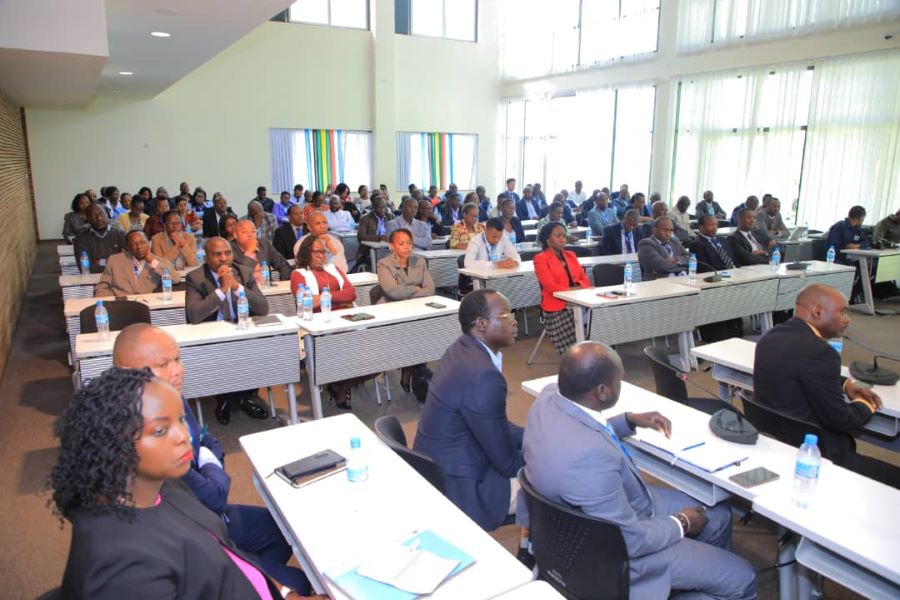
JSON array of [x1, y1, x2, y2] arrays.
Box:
[[0, 92, 37, 380]]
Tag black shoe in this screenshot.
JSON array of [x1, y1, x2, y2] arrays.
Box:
[[516, 547, 535, 570], [215, 398, 231, 425], [240, 396, 269, 419], [335, 388, 352, 411]]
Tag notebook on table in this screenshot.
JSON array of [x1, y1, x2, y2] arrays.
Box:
[[635, 428, 748, 472]]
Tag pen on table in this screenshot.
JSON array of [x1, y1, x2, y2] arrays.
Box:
[[680, 442, 706, 452]]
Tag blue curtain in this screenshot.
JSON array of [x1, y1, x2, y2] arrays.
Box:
[[269, 129, 293, 194]]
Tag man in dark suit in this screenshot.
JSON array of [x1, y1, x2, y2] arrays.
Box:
[[727, 208, 774, 266], [637, 217, 689, 280], [438, 192, 464, 226], [231, 219, 292, 283], [202, 194, 236, 238], [185, 237, 269, 424], [689, 215, 736, 272], [601, 209, 643, 255], [110, 324, 310, 594], [355, 197, 390, 269], [754, 284, 900, 488], [413, 289, 524, 531], [515, 185, 543, 221], [272, 204, 304, 260]]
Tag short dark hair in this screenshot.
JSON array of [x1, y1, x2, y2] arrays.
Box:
[[485, 217, 504, 231], [462, 203, 478, 217], [358, 184, 367, 193], [288, 204, 303, 217], [698, 214, 717, 227], [295, 233, 324, 268], [506, 178, 516, 184], [459, 288, 498, 334], [335, 183, 349, 196], [538, 222, 565, 249], [848, 205, 866, 220], [558, 342, 623, 401], [632, 192, 646, 203], [131, 196, 144, 208], [71, 193, 89, 212], [125, 230, 145, 246], [294, 184, 304, 192], [162, 210, 180, 223], [738, 207, 755, 218], [257, 186, 266, 194], [388, 228, 413, 244]]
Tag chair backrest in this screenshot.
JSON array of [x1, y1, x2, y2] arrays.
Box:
[[374, 415, 447, 496], [591, 264, 624, 288], [79, 300, 151, 334], [738, 391, 828, 453], [642, 345, 689, 404], [518, 471, 629, 600], [456, 254, 473, 296], [368, 284, 384, 305]]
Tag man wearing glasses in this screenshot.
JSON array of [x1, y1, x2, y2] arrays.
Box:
[[413, 289, 524, 532]]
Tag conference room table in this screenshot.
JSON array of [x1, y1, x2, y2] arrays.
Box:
[[412, 248, 466, 288], [842, 247, 900, 316], [296, 296, 460, 419], [361, 235, 450, 272], [691, 337, 900, 438], [240, 413, 534, 598], [741, 260, 855, 311], [74, 314, 303, 425], [670, 265, 780, 332], [58, 266, 201, 300]]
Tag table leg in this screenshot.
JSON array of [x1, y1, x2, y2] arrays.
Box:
[[287, 383, 299, 424], [850, 256, 876, 316], [797, 564, 816, 599], [472, 278, 485, 290], [677, 331, 695, 371], [304, 334, 323, 420], [778, 528, 798, 600], [369, 248, 377, 273], [573, 306, 586, 342], [194, 398, 204, 428], [760, 311, 774, 333]]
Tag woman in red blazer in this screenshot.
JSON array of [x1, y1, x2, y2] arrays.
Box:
[[533, 222, 591, 354]]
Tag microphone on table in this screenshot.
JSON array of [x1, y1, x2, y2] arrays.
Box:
[[843, 334, 900, 386], [694, 259, 724, 283]]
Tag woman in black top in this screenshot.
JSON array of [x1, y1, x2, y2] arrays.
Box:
[[62, 193, 91, 243]]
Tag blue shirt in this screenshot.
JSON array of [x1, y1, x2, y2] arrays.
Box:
[[588, 206, 618, 236], [827, 218, 869, 263], [273, 200, 296, 225]]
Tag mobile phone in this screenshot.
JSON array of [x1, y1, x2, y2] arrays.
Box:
[[341, 312, 375, 322], [719, 271, 732, 278], [597, 292, 621, 300], [276, 450, 345, 484], [728, 466, 779, 489], [425, 302, 446, 309]]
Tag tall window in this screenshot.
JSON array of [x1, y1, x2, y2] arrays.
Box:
[[270, 129, 373, 193], [396, 132, 479, 190], [503, 85, 656, 195], [405, 0, 477, 41], [288, 0, 369, 29], [677, 0, 897, 53], [501, 0, 660, 80]]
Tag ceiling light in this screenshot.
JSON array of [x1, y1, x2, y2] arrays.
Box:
[[150, 31, 171, 38], [119, 71, 134, 76]]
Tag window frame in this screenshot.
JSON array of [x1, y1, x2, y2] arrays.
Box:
[[408, 0, 479, 43], [286, 0, 370, 31]]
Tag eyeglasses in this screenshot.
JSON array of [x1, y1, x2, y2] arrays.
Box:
[[310, 249, 327, 255], [485, 312, 515, 322]]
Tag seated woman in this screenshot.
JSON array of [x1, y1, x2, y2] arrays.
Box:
[[118, 196, 149, 232], [190, 188, 208, 220], [220, 213, 239, 243], [63, 193, 91, 243], [536, 202, 578, 243], [151, 210, 199, 270], [291, 235, 362, 409], [376, 228, 436, 393], [449, 203, 485, 249], [498, 196, 525, 245], [533, 222, 591, 355], [50, 368, 320, 599], [175, 195, 201, 233]]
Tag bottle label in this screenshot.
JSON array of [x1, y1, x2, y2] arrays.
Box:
[[795, 461, 819, 479], [347, 465, 368, 482], [96, 315, 109, 326]]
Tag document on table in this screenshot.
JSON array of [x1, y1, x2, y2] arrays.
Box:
[[635, 428, 748, 472]]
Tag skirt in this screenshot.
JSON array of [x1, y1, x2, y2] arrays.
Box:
[[542, 309, 578, 355]]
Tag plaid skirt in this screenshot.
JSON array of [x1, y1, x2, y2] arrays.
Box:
[[542, 309, 578, 355]]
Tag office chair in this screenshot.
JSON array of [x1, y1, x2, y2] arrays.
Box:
[[374, 415, 447, 496], [643, 345, 739, 416], [79, 300, 151, 334], [738, 391, 827, 452], [456, 254, 473, 298], [591, 264, 625, 288]]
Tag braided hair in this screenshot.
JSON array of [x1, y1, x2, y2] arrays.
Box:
[[48, 367, 154, 524]]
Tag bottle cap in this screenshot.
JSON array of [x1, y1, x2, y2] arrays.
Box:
[[239, 290, 246, 297], [96, 300, 104, 306], [350, 436, 361, 449], [804, 433, 818, 446]]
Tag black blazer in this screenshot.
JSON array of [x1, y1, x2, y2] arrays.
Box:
[[754, 318, 871, 465], [184, 263, 268, 324], [61, 478, 281, 599], [600, 223, 642, 255], [231, 238, 292, 281], [688, 235, 735, 271], [273, 222, 302, 260], [726, 229, 770, 266], [202, 208, 235, 239]]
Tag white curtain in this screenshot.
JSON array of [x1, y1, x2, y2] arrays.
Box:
[[269, 129, 294, 195], [450, 134, 478, 189], [678, 0, 900, 53], [671, 65, 812, 216], [798, 51, 900, 230], [612, 85, 656, 194], [270, 128, 372, 192], [340, 132, 373, 190], [545, 90, 615, 194]]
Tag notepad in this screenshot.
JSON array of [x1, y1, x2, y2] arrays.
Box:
[[636, 428, 748, 472]]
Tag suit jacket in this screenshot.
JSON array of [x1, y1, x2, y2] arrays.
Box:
[[273, 222, 303, 261], [184, 263, 268, 324], [439, 203, 463, 226], [60, 478, 280, 599], [355, 212, 389, 264], [231, 238, 292, 281], [413, 334, 524, 531], [754, 318, 871, 466], [202, 208, 235, 239], [600, 223, 643, 255], [726, 229, 771, 266], [94, 252, 182, 297], [515, 197, 545, 221], [689, 235, 735, 272], [533, 248, 590, 312], [637, 237, 688, 281], [150, 232, 198, 268], [73, 227, 127, 274], [375, 254, 435, 301], [181, 397, 229, 515], [503, 217, 525, 244], [523, 385, 681, 598]]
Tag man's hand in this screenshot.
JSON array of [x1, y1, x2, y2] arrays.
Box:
[[496, 258, 518, 269], [626, 411, 672, 438], [667, 257, 679, 264], [432, 233, 439, 239], [681, 506, 709, 536], [847, 243, 861, 249], [217, 266, 239, 291], [752, 249, 768, 255], [847, 381, 882, 410], [169, 231, 185, 247]]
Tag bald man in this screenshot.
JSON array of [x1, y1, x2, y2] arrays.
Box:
[[292, 211, 349, 272], [523, 342, 756, 599], [754, 284, 900, 488], [111, 324, 313, 595], [231, 219, 292, 284]]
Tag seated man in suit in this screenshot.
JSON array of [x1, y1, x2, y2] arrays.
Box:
[[639, 199, 669, 238], [272, 203, 304, 260], [185, 237, 269, 424], [695, 190, 726, 220], [385, 196, 432, 251], [202, 194, 236, 239], [232, 219, 292, 284], [727, 208, 775, 266], [690, 215, 736, 272], [355, 196, 390, 269], [523, 342, 757, 599], [413, 289, 524, 531], [601, 209, 642, 255], [754, 197, 788, 239], [439, 192, 464, 226], [95, 230, 181, 297], [417, 198, 448, 238], [515, 185, 543, 221], [827, 205, 870, 264], [74, 202, 127, 274], [873, 208, 900, 243], [730, 195, 759, 226], [637, 217, 688, 280], [111, 324, 312, 595], [293, 211, 350, 272], [754, 284, 900, 488]]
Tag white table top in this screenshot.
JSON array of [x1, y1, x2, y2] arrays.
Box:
[[520, 220, 538, 229], [459, 261, 537, 280], [671, 266, 778, 289], [740, 260, 856, 280], [691, 338, 900, 419], [494, 580, 564, 598], [842, 248, 900, 258], [413, 248, 466, 259], [346, 271, 379, 286], [74, 313, 299, 358], [294, 295, 459, 335], [239, 414, 533, 600], [554, 278, 698, 309], [577, 253, 638, 267], [57, 244, 73, 256], [59, 265, 200, 288]]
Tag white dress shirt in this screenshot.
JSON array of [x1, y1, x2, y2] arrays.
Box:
[[463, 232, 522, 269]]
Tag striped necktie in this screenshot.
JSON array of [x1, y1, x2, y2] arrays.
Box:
[[712, 238, 735, 268]]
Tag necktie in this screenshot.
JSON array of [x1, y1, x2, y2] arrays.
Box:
[[713, 238, 735, 268], [221, 291, 233, 322], [625, 232, 634, 253]]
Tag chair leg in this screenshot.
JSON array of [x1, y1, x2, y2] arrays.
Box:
[[527, 330, 547, 365], [521, 308, 530, 336], [374, 376, 383, 405], [194, 398, 205, 428], [384, 372, 392, 401], [265, 386, 276, 418]]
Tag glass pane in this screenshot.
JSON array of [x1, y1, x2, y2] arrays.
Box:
[[550, 0, 580, 73], [613, 86, 656, 194], [523, 99, 549, 189], [411, 0, 444, 37], [289, 0, 328, 24], [330, 0, 368, 29], [445, 0, 476, 41], [450, 134, 478, 189], [501, 0, 552, 78], [504, 101, 526, 185], [545, 90, 615, 196]]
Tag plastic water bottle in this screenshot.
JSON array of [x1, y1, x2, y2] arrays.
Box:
[[688, 254, 697, 281], [95, 300, 110, 341], [260, 260, 270, 288], [196, 247, 205, 265], [707, 204, 714, 216], [80, 251, 90, 274], [161, 268, 173, 301], [295, 286, 304, 318], [321, 285, 332, 322], [802, 222, 809, 241], [826, 245, 836, 264], [346, 437, 369, 482], [771, 246, 781, 271], [302, 286, 313, 321], [792, 434, 821, 508], [236, 290, 250, 330], [623, 261, 634, 295]]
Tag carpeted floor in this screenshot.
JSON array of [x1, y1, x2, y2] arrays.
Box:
[[0, 241, 896, 599]]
